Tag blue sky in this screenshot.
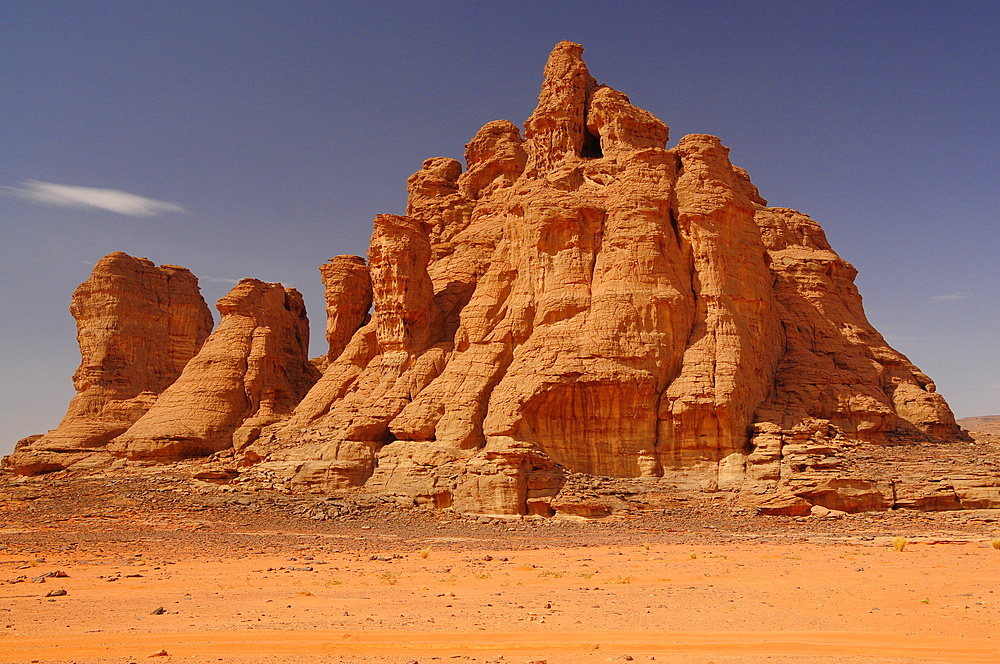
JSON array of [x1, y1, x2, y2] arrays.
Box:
[[2, 1, 997, 454]]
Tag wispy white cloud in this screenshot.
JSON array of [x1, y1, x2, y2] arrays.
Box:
[[204, 276, 240, 285], [929, 293, 972, 303], [3, 180, 185, 217]]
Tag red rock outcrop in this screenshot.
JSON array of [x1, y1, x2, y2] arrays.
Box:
[[110, 279, 320, 459], [318, 256, 372, 363], [250, 41, 962, 515], [3, 252, 213, 474]]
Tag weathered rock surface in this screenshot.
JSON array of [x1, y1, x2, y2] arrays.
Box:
[[246, 41, 964, 515], [318, 256, 372, 364], [3, 253, 213, 474], [110, 279, 320, 459]]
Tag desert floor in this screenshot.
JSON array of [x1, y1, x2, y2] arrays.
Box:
[[2, 469, 999, 664]]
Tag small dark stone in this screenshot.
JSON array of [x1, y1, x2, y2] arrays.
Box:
[[151, 606, 166, 615]]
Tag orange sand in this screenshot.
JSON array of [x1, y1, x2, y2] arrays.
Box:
[[2, 533, 998, 663]]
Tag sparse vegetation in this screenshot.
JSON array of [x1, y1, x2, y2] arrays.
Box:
[[419, 547, 431, 559], [991, 539, 1000, 550], [689, 553, 698, 560], [893, 537, 907, 552]]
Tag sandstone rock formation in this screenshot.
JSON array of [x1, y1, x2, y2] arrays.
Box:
[[248, 41, 963, 515], [318, 256, 372, 364], [111, 279, 320, 459], [5, 42, 974, 518], [3, 252, 213, 474]]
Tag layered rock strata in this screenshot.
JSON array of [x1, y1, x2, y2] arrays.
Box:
[[111, 279, 320, 459], [252, 41, 962, 514], [3, 252, 213, 474]]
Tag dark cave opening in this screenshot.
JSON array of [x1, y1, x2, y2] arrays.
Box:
[[581, 128, 603, 158]]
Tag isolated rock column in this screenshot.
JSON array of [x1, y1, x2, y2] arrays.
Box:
[[319, 255, 372, 364], [3, 252, 212, 475]]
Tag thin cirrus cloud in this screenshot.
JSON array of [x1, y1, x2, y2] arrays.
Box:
[[3, 180, 186, 217], [929, 293, 972, 303]]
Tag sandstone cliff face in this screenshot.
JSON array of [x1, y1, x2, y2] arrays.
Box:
[[254, 41, 962, 515], [3, 252, 213, 474], [111, 279, 320, 459]]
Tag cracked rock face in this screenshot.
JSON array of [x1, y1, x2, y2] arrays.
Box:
[[4, 252, 213, 474], [256, 41, 962, 514]]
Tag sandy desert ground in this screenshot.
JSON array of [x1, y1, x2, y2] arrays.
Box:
[[2, 466, 999, 664]]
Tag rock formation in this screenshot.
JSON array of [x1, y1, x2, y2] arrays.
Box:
[[246, 41, 963, 515], [3, 252, 213, 474], [5, 42, 974, 517], [111, 279, 320, 459], [318, 256, 372, 365]]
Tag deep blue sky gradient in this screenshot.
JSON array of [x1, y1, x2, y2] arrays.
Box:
[[2, 1, 997, 453]]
